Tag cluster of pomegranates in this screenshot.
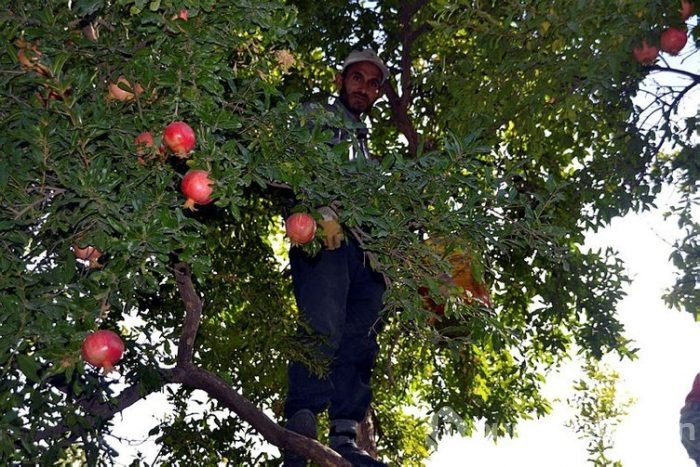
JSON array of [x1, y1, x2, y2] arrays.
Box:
[[13, 8, 194, 377], [632, 0, 694, 65], [133, 120, 213, 210], [74, 119, 208, 374], [79, 28, 211, 375]]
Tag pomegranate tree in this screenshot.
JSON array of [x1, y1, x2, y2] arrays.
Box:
[[81, 330, 125, 373], [181, 169, 214, 210], [660, 27, 688, 55], [632, 40, 659, 65], [285, 212, 317, 245], [163, 121, 196, 157]]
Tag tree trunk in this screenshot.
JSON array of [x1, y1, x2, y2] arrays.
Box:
[[356, 408, 379, 458]]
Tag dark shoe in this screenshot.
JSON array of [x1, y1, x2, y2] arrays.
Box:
[[282, 409, 317, 467], [329, 419, 387, 467], [333, 440, 388, 467]]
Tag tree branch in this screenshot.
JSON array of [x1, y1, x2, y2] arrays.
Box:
[[383, 0, 431, 157], [643, 65, 700, 154], [173, 261, 202, 367], [648, 64, 700, 81]]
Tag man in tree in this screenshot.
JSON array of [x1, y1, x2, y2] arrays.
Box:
[[282, 49, 390, 467]]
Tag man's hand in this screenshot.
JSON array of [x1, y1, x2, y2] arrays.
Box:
[[317, 206, 344, 250]]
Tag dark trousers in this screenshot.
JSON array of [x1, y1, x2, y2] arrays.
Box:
[[284, 239, 386, 422]]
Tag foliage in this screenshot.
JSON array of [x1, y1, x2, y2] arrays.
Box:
[[565, 361, 636, 467], [0, 0, 696, 465]]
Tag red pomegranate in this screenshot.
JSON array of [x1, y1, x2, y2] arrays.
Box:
[[163, 121, 196, 157], [134, 131, 154, 165], [81, 330, 125, 373], [285, 212, 317, 245], [134, 131, 154, 153], [660, 27, 688, 55], [180, 169, 214, 210]]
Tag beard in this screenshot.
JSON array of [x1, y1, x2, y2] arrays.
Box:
[[339, 88, 372, 116]]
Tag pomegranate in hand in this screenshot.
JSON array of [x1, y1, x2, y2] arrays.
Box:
[[285, 212, 317, 245], [81, 330, 125, 373], [181, 169, 214, 210]]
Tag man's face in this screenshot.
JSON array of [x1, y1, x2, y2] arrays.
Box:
[[337, 61, 383, 116]]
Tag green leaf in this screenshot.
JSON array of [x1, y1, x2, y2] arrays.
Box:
[[16, 354, 41, 384]]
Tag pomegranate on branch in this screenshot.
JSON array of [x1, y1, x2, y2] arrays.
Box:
[[72, 244, 102, 269], [163, 121, 196, 157], [134, 131, 155, 165], [172, 9, 189, 21], [16, 39, 51, 77], [680, 0, 695, 21], [107, 75, 143, 102], [660, 27, 688, 55], [180, 169, 214, 210], [81, 330, 125, 373]]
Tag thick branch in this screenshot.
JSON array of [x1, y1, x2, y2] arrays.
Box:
[[384, 0, 431, 157], [173, 261, 202, 366], [384, 83, 419, 157]]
